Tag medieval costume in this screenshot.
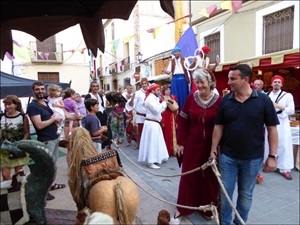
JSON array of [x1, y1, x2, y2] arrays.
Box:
[[138, 84, 169, 168], [160, 85, 179, 156], [176, 91, 222, 217]]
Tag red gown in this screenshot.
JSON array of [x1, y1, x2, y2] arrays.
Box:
[[161, 95, 178, 156], [176, 91, 222, 217]]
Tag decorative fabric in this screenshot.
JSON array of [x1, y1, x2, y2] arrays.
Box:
[[81, 150, 121, 180]]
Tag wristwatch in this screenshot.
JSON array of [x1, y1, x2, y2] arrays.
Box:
[[268, 154, 279, 160]]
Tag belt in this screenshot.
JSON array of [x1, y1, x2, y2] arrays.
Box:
[[145, 118, 160, 124], [136, 112, 146, 117]]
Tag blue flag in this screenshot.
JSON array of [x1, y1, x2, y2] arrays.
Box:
[[175, 26, 198, 58]]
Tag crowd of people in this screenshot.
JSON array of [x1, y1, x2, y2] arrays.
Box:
[[0, 45, 297, 225]]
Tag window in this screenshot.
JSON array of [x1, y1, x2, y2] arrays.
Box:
[[263, 6, 294, 54], [204, 32, 220, 63], [38, 72, 59, 82]]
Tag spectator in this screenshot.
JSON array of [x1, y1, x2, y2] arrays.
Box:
[[27, 81, 66, 201], [210, 64, 279, 225], [47, 85, 65, 140], [172, 69, 222, 223], [122, 85, 135, 147], [0, 95, 30, 181], [264, 75, 295, 180], [125, 78, 149, 150], [85, 81, 112, 150], [254, 79, 266, 93], [84, 98, 108, 152], [74, 93, 87, 127], [138, 83, 169, 169], [63, 88, 82, 136]]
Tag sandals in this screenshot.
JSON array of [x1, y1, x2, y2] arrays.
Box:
[[47, 192, 55, 201], [280, 171, 292, 180], [50, 183, 66, 191], [275, 169, 293, 180]]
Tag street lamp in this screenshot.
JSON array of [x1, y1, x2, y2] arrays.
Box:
[[137, 52, 143, 63]]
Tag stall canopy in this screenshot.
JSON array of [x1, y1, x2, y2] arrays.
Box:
[[0, 1, 174, 60], [0, 71, 70, 99], [215, 48, 300, 72]]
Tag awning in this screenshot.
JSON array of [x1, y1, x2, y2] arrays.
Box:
[[215, 48, 300, 72]]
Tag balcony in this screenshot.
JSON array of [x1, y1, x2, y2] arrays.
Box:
[[108, 56, 131, 75], [29, 41, 63, 63]]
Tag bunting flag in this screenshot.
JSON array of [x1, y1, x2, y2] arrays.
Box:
[[147, 26, 161, 39], [13, 43, 30, 60], [5, 52, 15, 60], [54, 52, 62, 60], [220, 0, 242, 13], [38, 52, 45, 60], [198, 4, 218, 18], [112, 39, 120, 52], [44, 52, 50, 60], [123, 34, 134, 43]]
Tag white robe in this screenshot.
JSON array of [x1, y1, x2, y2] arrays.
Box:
[[138, 93, 169, 164], [125, 89, 146, 124], [264, 90, 295, 170]]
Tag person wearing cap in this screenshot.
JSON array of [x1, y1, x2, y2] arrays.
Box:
[[125, 77, 149, 149], [264, 75, 295, 180], [190, 45, 211, 70], [189, 46, 220, 96], [162, 46, 190, 111], [210, 64, 279, 225], [138, 83, 169, 169]]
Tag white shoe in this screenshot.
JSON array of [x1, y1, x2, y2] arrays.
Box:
[[148, 163, 160, 169], [170, 216, 182, 225]]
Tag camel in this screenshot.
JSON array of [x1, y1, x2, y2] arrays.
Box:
[[63, 127, 139, 225]]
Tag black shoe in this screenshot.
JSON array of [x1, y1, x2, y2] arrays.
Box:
[[46, 192, 55, 201]]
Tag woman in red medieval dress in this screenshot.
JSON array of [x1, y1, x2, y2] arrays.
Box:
[[172, 69, 222, 223], [160, 84, 179, 156]]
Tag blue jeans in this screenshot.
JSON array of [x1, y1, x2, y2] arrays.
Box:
[[219, 153, 262, 225]]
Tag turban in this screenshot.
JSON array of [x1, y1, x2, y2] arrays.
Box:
[[271, 75, 284, 84], [172, 47, 181, 54], [201, 46, 211, 54], [147, 83, 160, 93], [144, 83, 160, 101]]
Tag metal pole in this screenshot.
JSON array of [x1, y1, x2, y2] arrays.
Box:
[[189, 0, 191, 26]]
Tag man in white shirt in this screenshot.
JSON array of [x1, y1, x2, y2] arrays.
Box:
[[138, 83, 169, 169], [125, 78, 149, 149]]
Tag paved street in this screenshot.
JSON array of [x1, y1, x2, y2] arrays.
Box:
[[46, 142, 299, 225]]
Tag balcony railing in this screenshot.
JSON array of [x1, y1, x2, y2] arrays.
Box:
[[108, 56, 131, 75], [29, 41, 63, 63]]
